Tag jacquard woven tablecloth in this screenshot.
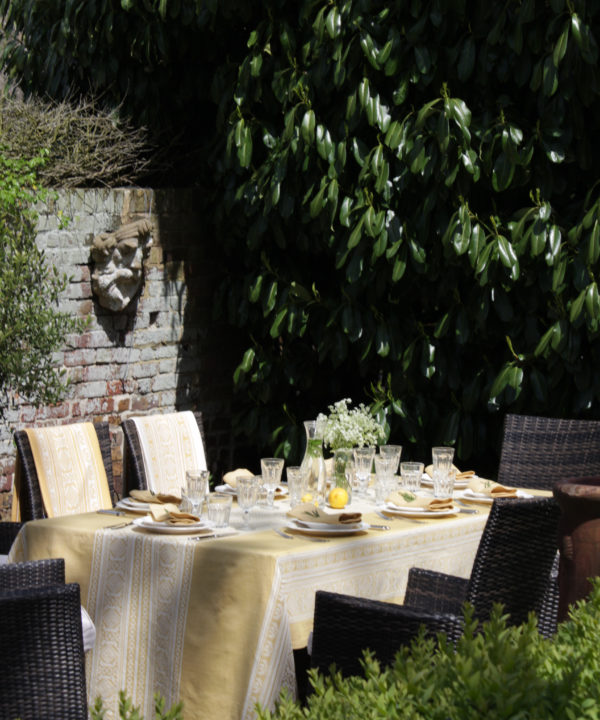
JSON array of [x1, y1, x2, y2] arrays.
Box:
[[9, 503, 491, 719]]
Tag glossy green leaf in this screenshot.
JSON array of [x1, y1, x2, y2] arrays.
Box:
[[553, 23, 569, 66], [570, 288, 587, 323], [301, 109, 316, 144]]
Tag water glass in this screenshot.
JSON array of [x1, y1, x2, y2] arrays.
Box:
[[286, 465, 305, 507], [432, 446, 454, 475], [374, 455, 396, 505], [379, 445, 402, 475], [433, 467, 456, 499], [206, 492, 233, 527], [353, 447, 375, 496], [184, 469, 209, 516], [236, 476, 260, 529], [400, 462, 424, 493], [261, 458, 285, 507]]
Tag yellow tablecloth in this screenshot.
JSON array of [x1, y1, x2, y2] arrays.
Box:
[[9, 505, 491, 719]]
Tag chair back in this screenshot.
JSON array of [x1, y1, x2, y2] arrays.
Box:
[[0, 583, 87, 720], [13, 421, 115, 521], [122, 411, 207, 495], [0, 558, 65, 589], [497, 413, 600, 490], [466, 496, 560, 626]]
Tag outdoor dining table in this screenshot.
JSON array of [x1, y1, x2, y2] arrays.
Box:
[[8, 493, 495, 720]]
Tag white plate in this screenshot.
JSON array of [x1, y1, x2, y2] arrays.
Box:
[[215, 484, 237, 495], [215, 484, 288, 496], [117, 498, 154, 512], [420, 477, 470, 489], [383, 504, 457, 518], [286, 519, 369, 535], [132, 516, 213, 535], [456, 489, 533, 504], [289, 516, 363, 530]]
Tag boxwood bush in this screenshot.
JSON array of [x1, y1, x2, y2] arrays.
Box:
[[258, 581, 600, 720]]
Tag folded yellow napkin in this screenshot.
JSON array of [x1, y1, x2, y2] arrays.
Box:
[[130, 489, 181, 505], [150, 503, 200, 525], [425, 464, 475, 480], [467, 477, 517, 498], [387, 491, 454, 511], [287, 502, 362, 525], [222, 468, 254, 489]]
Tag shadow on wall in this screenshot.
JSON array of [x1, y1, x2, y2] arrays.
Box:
[[152, 189, 244, 481]]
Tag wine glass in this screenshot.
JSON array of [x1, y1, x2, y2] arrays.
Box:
[[236, 475, 260, 529], [353, 447, 375, 496], [184, 469, 209, 517], [260, 458, 284, 507]]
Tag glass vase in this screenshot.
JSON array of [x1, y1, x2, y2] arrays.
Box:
[[300, 420, 327, 502], [332, 447, 353, 505]]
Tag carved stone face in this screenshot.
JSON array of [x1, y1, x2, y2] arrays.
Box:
[[91, 219, 153, 312]]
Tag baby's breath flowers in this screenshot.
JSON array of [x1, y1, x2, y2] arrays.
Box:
[[317, 398, 384, 451]]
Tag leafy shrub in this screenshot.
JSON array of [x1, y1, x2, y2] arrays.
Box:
[[258, 581, 600, 720], [91, 690, 183, 720], [0, 150, 85, 418], [210, 0, 600, 468], [4, 1, 600, 469]]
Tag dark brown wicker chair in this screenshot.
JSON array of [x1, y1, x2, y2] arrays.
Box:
[[13, 421, 116, 520], [0, 558, 65, 589], [0, 580, 87, 719], [496, 413, 600, 635], [0, 520, 22, 555], [311, 496, 560, 678], [497, 413, 600, 491], [121, 411, 207, 494]]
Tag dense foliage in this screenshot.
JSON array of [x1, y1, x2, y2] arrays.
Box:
[[0, 151, 84, 417], [3, 1, 600, 469], [258, 581, 600, 720], [213, 0, 600, 468]]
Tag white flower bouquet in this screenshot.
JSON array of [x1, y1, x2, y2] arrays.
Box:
[[317, 398, 384, 451]]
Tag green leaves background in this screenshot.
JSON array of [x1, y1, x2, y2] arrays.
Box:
[[215, 0, 600, 467], [3, 0, 600, 470]]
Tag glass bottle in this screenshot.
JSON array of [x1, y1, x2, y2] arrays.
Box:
[[300, 420, 327, 502]]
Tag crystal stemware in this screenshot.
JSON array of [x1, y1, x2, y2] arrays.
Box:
[[260, 458, 285, 507], [236, 475, 260, 529], [353, 447, 375, 496]]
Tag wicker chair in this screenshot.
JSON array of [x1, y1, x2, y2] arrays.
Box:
[[14, 421, 116, 520], [311, 496, 560, 678], [0, 520, 22, 555], [0, 584, 87, 719], [0, 558, 65, 589], [497, 413, 600, 491], [121, 411, 207, 494], [496, 413, 600, 634]]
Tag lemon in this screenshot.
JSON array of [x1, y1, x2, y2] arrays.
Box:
[[301, 493, 314, 503], [328, 487, 348, 509]]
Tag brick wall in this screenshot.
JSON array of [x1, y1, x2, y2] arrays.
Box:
[[0, 187, 238, 518]]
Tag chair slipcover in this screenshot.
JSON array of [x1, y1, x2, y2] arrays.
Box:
[[122, 411, 207, 495], [13, 421, 115, 521]]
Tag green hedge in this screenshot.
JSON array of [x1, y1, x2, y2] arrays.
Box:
[[3, 1, 600, 468], [258, 581, 600, 720]]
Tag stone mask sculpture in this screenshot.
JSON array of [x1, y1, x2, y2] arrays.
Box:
[[91, 219, 153, 312]]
